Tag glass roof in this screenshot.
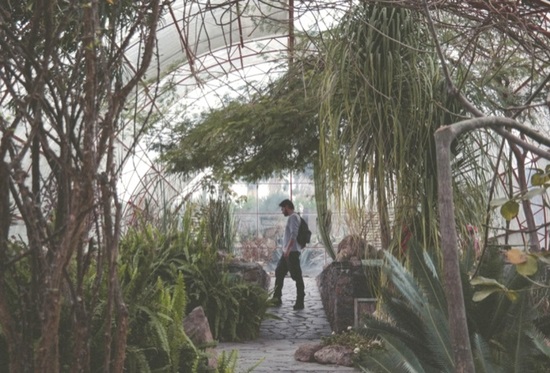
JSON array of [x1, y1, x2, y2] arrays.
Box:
[[118, 1, 346, 205], [125, 1, 341, 102]]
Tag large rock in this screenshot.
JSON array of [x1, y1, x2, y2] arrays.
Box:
[[183, 306, 214, 345], [335, 234, 377, 262], [317, 235, 381, 332], [294, 343, 323, 362], [313, 345, 354, 366], [225, 258, 270, 290], [183, 306, 217, 369]]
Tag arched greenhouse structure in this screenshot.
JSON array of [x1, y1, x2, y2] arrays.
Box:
[[2, 1, 550, 372]]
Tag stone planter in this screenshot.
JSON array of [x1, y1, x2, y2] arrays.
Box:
[[317, 261, 379, 332]]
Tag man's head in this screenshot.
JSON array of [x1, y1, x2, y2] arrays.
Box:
[[279, 199, 294, 216]]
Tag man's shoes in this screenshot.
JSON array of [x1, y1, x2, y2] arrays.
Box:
[[269, 297, 282, 307], [293, 301, 304, 310]]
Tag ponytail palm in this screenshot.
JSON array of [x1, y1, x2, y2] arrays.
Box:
[[317, 4, 479, 252]]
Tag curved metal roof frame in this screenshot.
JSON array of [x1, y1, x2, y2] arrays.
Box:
[[120, 1, 347, 208], [120, 1, 550, 251], [125, 1, 342, 104], [151, 1, 288, 84]]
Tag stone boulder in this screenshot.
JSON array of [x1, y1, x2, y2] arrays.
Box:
[[335, 234, 377, 262], [183, 306, 214, 345], [313, 345, 354, 367], [225, 258, 270, 290], [183, 306, 217, 369], [294, 343, 323, 362]]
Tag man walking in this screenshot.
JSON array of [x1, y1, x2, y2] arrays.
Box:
[[271, 199, 305, 310]]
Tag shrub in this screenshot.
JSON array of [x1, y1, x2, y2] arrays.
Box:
[[353, 241, 550, 372], [120, 198, 270, 345]]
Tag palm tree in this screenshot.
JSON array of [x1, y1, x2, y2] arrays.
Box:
[[316, 3, 486, 253]]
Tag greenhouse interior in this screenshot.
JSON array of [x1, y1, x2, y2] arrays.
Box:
[[2, 1, 550, 372]]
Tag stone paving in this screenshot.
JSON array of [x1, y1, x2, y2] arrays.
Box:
[[217, 273, 358, 373]]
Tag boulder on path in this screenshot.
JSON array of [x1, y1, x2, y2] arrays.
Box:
[[294, 343, 323, 362], [313, 344, 354, 367]]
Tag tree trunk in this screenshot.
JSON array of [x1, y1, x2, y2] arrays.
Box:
[[435, 126, 475, 373], [434, 116, 550, 372]]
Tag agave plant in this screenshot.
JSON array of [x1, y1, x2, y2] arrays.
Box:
[[354, 242, 550, 372]]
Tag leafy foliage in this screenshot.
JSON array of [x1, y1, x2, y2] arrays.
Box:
[[315, 3, 488, 254], [109, 225, 199, 373], [200, 195, 236, 254], [157, 59, 321, 183], [466, 247, 550, 373], [0, 196, 267, 372], [182, 245, 269, 342], [119, 198, 270, 346], [354, 242, 550, 372], [0, 0, 165, 371]]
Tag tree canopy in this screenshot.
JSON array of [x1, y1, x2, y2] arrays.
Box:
[[158, 60, 322, 183]]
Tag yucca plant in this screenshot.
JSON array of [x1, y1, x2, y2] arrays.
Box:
[[316, 3, 485, 256]]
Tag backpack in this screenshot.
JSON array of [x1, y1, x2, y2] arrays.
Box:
[[297, 217, 312, 248]]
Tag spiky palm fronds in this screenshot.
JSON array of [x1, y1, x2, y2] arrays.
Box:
[[356, 242, 550, 372], [357, 243, 454, 372]]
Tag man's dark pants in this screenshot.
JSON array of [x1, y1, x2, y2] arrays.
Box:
[[273, 251, 305, 302]]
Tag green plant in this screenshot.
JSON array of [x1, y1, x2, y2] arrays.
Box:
[[465, 246, 550, 373], [322, 327, 381, 356], [200, 195, 236, 254], [317, 3, 466, 252], [117, 226, 201, 373], [183, 257, 269, 342], [216, 350, 263, 373], [215, 350, 238, 373], [120, 200, 270, 344], [354, 241, 550, 372], [0, 1, 166, 371]]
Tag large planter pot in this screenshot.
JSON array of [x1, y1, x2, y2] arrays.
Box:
[[317, 261, 379, 332]]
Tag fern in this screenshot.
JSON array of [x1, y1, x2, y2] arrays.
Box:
[[117, 199, 270, 372], [172, 272, 187, 325], [216, 350, 238, 373], [125, 346, 153, 373]]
